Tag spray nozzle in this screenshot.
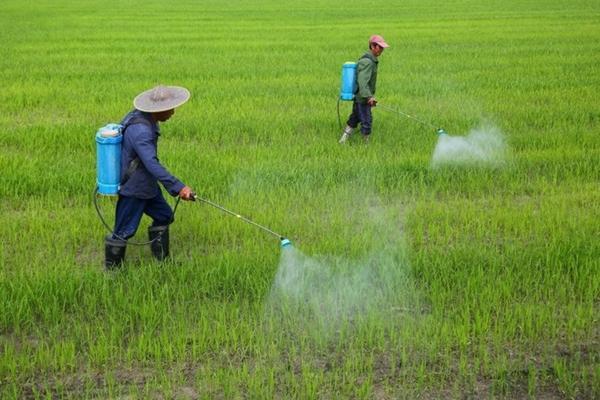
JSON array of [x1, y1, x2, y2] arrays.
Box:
[[436, 128, 447, 136]]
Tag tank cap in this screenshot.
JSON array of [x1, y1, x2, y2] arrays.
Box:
[[100, 129, 119, 138], [97, 123, 123, 138]]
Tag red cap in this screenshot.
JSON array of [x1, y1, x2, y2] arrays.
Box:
[[369, 34, 389, 48]]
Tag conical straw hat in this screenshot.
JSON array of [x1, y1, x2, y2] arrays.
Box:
[[133, 85, 190, 112]]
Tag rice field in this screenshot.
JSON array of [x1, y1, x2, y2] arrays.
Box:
[[0, 0, 599, 398]]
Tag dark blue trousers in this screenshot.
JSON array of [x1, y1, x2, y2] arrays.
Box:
[[346, 100, 373, 135], [113, 193, 173, 240]]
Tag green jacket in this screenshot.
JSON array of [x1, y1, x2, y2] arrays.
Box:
[[354, 51, 379, 104]]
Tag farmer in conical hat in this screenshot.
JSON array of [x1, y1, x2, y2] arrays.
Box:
[[339, 34, 390, 144], [105, 85, 195, 269]]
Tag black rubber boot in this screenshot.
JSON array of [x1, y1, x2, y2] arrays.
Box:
[[148, 225, 169, 261], [105, 236, 126, 270]]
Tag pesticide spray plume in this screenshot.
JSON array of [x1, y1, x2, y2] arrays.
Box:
[[431, 124, 508, 168], [190, 193, 292, 248], [375, 104, 508, 167], [264, 197, 426, 340]]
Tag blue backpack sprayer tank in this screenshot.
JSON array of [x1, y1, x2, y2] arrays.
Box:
[[94, 123, 291, 249], [340, 62, 357, 101], [337, 62, 357, 129], [95, 124, 123, 196]]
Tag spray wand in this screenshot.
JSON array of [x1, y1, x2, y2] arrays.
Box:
[[377, 104, 448, 136], [190, 193, 292, 248]]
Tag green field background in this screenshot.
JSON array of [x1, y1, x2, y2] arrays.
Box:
[[1, 0, 599, 398]]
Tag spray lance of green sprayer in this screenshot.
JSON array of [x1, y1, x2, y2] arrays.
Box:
[[190, 193, 292, 248], [376, 104, 448, 136]]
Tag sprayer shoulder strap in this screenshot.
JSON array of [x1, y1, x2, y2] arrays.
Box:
[[357, 54, 378, 70], [122, 159, 140, 185], [123, 116, 153, 132], [121, 116, 153, 184]]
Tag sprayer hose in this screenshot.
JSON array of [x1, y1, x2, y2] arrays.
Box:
[[337, 98, 342, 130], [93, 187, 180, 245]]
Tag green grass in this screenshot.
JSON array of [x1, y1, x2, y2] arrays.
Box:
[[1, 0, 599, 398]]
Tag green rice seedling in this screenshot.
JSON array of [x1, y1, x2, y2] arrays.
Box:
[[1, 0, 599, 398]]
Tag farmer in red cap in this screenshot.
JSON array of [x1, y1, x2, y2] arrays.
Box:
[[339, 34, 389, 143]]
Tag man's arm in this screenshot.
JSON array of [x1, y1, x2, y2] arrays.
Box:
[[356, 59, 374, 100], [128, 125, 185, 196]]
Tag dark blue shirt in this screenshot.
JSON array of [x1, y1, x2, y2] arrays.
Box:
[[118, 110, 184, 199]]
